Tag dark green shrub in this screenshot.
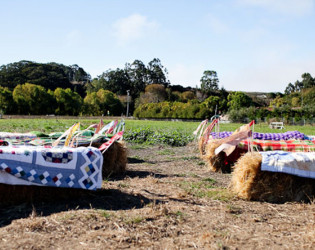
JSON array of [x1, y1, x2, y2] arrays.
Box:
[[124, 128, 193, 146]]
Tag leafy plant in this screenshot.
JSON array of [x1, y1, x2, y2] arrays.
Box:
[[124, 128, 194, 146]]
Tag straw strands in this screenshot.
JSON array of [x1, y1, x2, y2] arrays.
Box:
[[198, 121, 252, 173], [202, 139, 228, 172], [198, 136, 208, 156], [201, 139, 247, 173], [102, 141, 127, 177], [230, 152, 315, 203], [80, 140, 127, 178]]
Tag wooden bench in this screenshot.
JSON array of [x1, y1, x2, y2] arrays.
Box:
[[269, 122, 284, 129]]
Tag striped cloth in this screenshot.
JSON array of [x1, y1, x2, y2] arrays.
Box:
[[239, 139, 315, 152]]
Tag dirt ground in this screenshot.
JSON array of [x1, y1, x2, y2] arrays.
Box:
[[0, 143, 314, 249]]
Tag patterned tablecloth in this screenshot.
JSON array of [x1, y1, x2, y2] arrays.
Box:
[[0, 132, 37, 140], [239, 139, 315, 152], [0, 145, 103, 190]]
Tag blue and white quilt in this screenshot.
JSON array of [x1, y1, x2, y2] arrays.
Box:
[[0, 145, 103, 190]]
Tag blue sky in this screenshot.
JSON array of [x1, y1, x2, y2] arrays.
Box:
[[1, 0, 315, 93]]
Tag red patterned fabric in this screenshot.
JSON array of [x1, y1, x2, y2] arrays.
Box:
[[99, 131, 124, 152], [0, 140, 9, 146], [239, 139, 315, 152]]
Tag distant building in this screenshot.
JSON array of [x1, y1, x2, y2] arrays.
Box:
[[257, 94, 267, 99]]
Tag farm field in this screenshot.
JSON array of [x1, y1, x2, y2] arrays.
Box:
[[0, 117, 314, 135], [0, 118, 314, 249]]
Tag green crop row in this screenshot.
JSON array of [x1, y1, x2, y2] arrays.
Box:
[[124, 128, 193, 146], [0, 118, 313, 147]]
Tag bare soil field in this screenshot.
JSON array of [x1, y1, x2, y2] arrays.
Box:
[[0, 143, 314, 249]]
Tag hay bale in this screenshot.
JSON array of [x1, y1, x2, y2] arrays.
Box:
[[0, 140, 128, 206], [202, 139, 246, 173], [102, 141, 127, 178], [80, 140, 128, 178], [230, 152, 315, 203], [202, 139, 229, 172], [198, 136, 208, 155]]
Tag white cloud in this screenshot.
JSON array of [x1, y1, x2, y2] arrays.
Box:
[[168, 64, 205, 88], [112, 14, 159, 45], [238, 0, 314, 16]]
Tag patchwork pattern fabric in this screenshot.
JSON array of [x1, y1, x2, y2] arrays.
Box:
[[261, 151, 315, 179], [66, 174, 76, 187], [78, 149, 103, 189], [0, 132, 37, 140], [0, 146, 33, 163], [42, 150, 73, 163], [0, 145, 103, 190], [27, 169, 38, 182], [52, 173, 63, 186]]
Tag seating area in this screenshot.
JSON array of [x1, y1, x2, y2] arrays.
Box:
[[269, 122, 284, 129]]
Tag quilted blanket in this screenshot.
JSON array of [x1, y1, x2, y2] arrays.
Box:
[[239, 139, 315, 152], [0, 145, 103, 190], [0, 132, 37, 141], [260, 151, 315, 179]]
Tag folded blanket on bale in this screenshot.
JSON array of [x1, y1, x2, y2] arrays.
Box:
[[230, 151, 315, 202], [260, 151, 315, 179], [0, 145, 103, 190], [204, 138, 315, 174]]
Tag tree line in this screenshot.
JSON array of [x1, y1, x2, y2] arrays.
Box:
[[0, 83, 123, 116], [0, 59, 314, 122]]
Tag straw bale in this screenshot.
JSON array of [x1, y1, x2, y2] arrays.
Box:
[[102, 141, 127, 178], [202, 139, 228, 172], [202, 139, 246, 173], [230, 152, 315, 203], [81, 140, 128, 178], [198, 137, 208, 155]]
